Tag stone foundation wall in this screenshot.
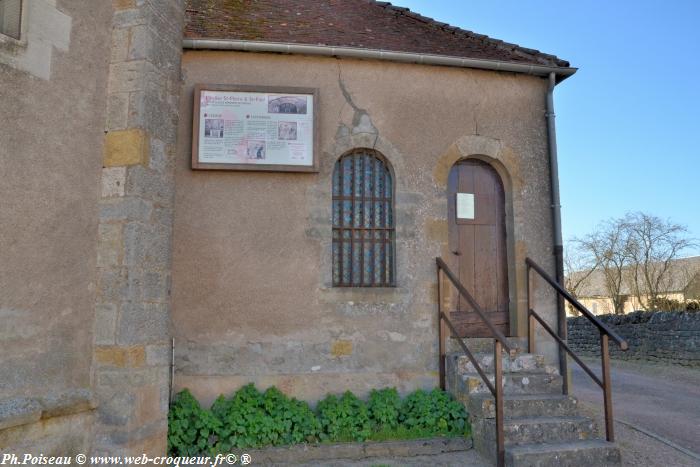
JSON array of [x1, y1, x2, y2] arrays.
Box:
[[567, 311, 700, 366]]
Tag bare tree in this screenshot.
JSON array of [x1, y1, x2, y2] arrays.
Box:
[[625, 212, 696, 310], [564, 240, 599, 301], [576, 218, 632, 314], [563, 241, 601, 315]]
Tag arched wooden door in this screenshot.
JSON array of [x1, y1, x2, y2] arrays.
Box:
[[447, 159, 509, 337]]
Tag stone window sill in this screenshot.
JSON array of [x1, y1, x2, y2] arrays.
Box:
[[0, 389, 97, 432], [0, 32, 27, 54]]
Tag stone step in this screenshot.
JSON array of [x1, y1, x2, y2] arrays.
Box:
[[505, 440, 621, 466], [449, 337, 528, 354], [504, 416, 596, 445], [480, 416, 596, 446], [467, 394, 579, 419], [461, 372, 563, 396], [451, 352, 555, 375]]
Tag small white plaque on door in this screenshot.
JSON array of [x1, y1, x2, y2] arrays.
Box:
[[456, 193, 475, 220]]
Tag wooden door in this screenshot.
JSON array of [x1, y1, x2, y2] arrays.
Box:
[[447, 159, 509, 337]]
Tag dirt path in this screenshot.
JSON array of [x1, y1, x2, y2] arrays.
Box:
[[571, 358, 700, 465]]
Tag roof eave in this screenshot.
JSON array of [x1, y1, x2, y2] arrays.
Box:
[[182, 38, 577, 82]]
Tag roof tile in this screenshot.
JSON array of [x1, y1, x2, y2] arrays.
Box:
[[184, 0, 570, 68]]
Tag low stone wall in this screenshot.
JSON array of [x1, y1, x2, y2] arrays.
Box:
[[567, 311, 700, 366], [247, 437, 472, 464], [0, 390, 96, 458]]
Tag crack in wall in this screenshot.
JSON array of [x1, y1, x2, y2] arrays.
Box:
[[335, 61, 380, 149], [337, 60, 365, 118]]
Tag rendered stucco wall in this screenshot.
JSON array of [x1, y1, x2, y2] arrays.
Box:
[[0, 0, 111, 454], [1, 0, 184, 455], [172, 51, 561, 405]]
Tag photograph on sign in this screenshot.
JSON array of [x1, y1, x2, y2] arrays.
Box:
[[192, 85, 318, 172], [456, 193, 475, 220]]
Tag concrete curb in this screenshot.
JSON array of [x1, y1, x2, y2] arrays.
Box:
[[245, 436, 472, 464]]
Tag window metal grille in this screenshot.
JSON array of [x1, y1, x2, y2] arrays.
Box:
[[0, 0, 21, 40], [332, 149, 395, 287]]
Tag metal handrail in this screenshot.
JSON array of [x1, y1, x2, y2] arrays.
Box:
[[436, 257, 512, 353], [436, 257, 507, 467], [528, 309, 603, 388], [440, 311, 497, 395], [526, 257, 628, 350], [526, 256, 628, 442]]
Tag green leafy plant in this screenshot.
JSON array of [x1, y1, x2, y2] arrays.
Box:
[[399, 388, 468, 436], [168, 385, 470, 454], [367, 387, 401, 429], [168, 389, 221, 455], [209, 384, 319, 452], [316, 391, 372, 442]]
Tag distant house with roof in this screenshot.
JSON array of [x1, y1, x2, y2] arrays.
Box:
[[568, 256, 700, 315]]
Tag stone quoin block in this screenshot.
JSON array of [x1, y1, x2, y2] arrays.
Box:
[[109, 27, 130, 64], [94, 345, 146, 368], [331, 340, 353, 357], [101, 167, 127, 198], [112, 0, 136, 11], [105, 92, 129, 131], [103, 129, 149, 167], [97, 223, 124, 267], [94, 303, 119, 345], [99, 197, 154, 223]]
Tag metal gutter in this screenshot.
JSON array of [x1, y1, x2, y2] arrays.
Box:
[[183, 39, 577, 80], [545, 71, 569, 393]]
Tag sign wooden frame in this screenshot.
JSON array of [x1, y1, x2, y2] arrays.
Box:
[[191, 84, 319, 172]]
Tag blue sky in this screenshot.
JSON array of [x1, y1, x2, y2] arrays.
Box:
[[397, 0, 700, 255]]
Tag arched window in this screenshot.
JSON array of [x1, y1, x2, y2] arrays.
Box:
[[332, 149, 395, 287]]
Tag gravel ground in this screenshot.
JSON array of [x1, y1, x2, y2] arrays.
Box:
[[577, 400, 699, 467], [573, 357, 700, 466], [572, 357, 700, 453]]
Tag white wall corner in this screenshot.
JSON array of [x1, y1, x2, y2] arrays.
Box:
[[0, 0, 72, 80]]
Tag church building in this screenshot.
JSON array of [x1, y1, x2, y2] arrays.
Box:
[[1, 1, 611, 463]]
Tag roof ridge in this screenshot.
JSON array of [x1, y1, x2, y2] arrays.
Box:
[[369, 0, 567, 66]]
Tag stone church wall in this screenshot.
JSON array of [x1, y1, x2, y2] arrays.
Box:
[[172, 50, 562, 406]]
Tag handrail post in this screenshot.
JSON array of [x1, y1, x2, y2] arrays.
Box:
[[526, 257, 628, 445], [560, 310, 570, 396], [437, 266, 446, 390], [601, 332, 615, 442], [494, 339, 505, 467], [527, 264, 535, 354]]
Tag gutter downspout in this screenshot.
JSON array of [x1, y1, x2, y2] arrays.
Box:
[[546, 71, 569, 394], [183, 39, 578, 80]]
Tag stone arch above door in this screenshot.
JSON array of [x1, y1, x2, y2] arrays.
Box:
[[434, 134, 521, 192], [435, 134, 524, 337]]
